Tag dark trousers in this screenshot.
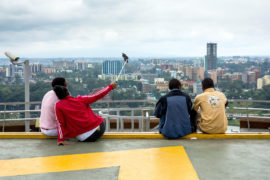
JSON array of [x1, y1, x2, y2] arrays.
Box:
[[190, 109, 197, 133], [82, 122, 105, 142]]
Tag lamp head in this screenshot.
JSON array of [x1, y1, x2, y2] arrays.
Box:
[[4, 51, 20, 63]]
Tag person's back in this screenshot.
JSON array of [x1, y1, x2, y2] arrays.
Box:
[[193, 78, 228, 133], [154, 79, 193, 138], [40, 77, 67, 136], [40, 90, 59, 129]]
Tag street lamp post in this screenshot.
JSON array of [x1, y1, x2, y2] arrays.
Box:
[[4, 52, 30, 132]]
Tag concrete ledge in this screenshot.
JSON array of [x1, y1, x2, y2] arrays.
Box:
[[0, 132, 269, 139]]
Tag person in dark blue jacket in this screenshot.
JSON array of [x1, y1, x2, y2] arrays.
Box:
[[154, 78, 195, 138]]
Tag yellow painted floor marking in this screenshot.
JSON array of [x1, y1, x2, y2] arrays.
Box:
[[0, 132, 270, 139], [0, 146, 199, 180]]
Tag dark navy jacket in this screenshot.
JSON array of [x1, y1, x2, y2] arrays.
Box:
[[154, 89, 193, 138]]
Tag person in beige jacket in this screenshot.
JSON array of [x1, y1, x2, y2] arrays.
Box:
[[193, 78, 228, 133]]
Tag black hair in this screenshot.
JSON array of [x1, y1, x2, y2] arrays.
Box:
[[52, 77, 66, 87], [169, 78, 181, 90], [53, 85, 69, 100], [202, 78, 214, 90]]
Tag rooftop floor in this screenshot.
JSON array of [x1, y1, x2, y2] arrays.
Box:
[[0, 134, 269, 180]]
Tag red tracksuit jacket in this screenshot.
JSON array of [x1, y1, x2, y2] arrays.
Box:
[[55, 84, 113, 142]]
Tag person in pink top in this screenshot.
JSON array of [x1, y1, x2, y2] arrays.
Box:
[[40, 77, 67, 136]]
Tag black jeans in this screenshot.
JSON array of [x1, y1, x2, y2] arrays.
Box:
[[190, 109, 197, 133], [82, 122, 105, 142]]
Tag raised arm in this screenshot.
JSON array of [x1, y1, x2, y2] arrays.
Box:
[[78, 82, 117, 105]]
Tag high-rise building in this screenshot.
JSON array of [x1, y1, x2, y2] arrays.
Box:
[[6, 64, 25, 78], [204, 43, 217, 71], [6, 64, 15, 77], [102, 60, 123, 75], [31, 63, 43, 73]]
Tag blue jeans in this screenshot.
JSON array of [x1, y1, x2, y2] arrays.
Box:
[[82, 122, 105, 142]]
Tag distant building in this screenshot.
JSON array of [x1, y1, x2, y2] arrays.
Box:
[[191, 67, 200, 81], [53, 60, 75, 69], [252, 68, 261, 79], [5, 64, 15, 77], [154, 78, 164, 84], [248, 72, 256, 83], [257, 78, 263, 89], [257, 75, 270, 89], [207, 70, 217, 84], [222, 72, 242, 81], [232, 73, 242, 81], [0, 67, 5, 78], [184, 65, 192, 79], [102, 60, 123, 75], [242, 71, 256, 84], [151, 59, 162, 65], [156, 68, 162, 77], [178, 65, 184, 72], [156, 81, 169, 92], [140, 64, 154, 71], [43, 67, 56, 74], [98, 74, 139, 81], [199, 67, 205, 80], [204, 43, 217, 71], [142, 80, 151, 93], [193, 81, 203, 95], [15, 64, 24, 78], [242, 73, 248, 83], [5, 63, 30, 82], [161, 64, 174, 71], [182, 65, 203, 81], [31, 63, 43, 73], [182, 81, 196, 90], [217, 68, 225, 79], [141, 73, 157, 84], [76, 62, 92, 71]]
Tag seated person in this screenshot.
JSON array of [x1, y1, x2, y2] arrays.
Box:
[[193, 78, 228, 134], [54, 82, 117, 145], [154, 79, 194, 139], [40, 77, 67, 136]]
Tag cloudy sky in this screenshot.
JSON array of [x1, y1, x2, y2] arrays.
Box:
[[0, 0, 269, 58]]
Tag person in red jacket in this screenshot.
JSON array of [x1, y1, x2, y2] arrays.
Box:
[[54, 82, 117, 146]]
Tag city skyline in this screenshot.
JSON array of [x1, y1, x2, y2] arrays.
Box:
[[0, 0, 270, 58]]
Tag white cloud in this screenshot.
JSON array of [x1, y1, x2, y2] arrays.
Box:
[[0, 0, 269, 57]]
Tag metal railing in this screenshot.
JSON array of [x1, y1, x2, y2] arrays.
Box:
[[0, 99, 270, 132], [99, 108, 156, 132]]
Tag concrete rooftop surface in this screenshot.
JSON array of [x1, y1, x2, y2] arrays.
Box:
[[0, 134, 269, 180]]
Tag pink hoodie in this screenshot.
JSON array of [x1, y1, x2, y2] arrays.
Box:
[[40, 90, 59, 129]]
